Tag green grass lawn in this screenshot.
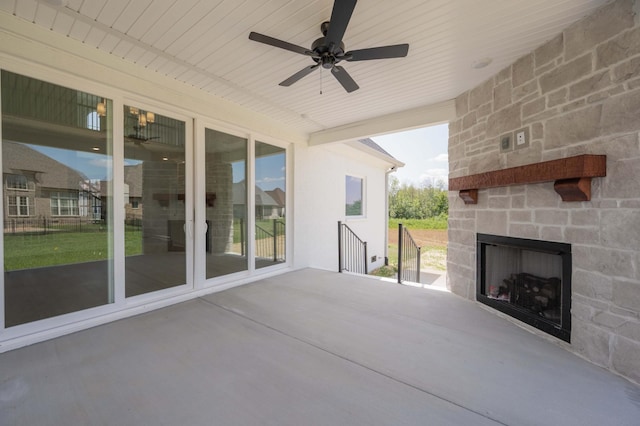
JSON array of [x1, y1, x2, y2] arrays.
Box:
[[4, 228, 142, 271], [389, 216, 448, 230]]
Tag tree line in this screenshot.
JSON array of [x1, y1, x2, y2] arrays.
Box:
[[388, 176, 448, 219]]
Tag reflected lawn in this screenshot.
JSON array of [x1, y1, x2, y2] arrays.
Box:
[[4, 227, 142, 271]]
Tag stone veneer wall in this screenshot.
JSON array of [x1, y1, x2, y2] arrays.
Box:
[[447, 0, 640, 383]]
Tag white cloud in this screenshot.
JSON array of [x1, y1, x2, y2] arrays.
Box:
[[418, 168, 449, 188], [90, 158, 113, 168], [435, 153, 449, 162], [257, 176, 285, 183]]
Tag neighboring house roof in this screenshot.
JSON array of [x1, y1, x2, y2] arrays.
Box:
[[265, 188, 285, 207], [124, 163, 143, 198], [348, 138, 405, 168], [233, 181, 278, 207], [2, 141, 87, 190]]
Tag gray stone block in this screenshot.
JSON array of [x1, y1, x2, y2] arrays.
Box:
[[573, 269, 613, 300], [596, 26, 640, 69], [522, 97, 545, 118], [535, 33, 564, 67], [601, 89, 640, 135], [512, 54, 534, 87], [544, 104, 602, 149], [526, 183, 560, 208], [547, 88, 568, 107], [469, 78, 494, 110], [617, 321, 640, 341], [571, 210, 599, 227], [540, 226, 564, 242], [572, 320, 612, 367], [486, 103, 522, 137], [477, 211, 508, 235], [573, 246, 636, 280], [611, 336, 640, 383], [565, 0, 634, 61], [613, 55, 640, 83], [535, 209, 569, 225], [564, 226, 600, 245], [613, 279, 640, 312], [602, 159, 640, 199], [455, 91, 469, 116], [508, 223, 539, 239], [593, 311, 628, 329], [539, 53, 593, 94], [569, 71, 612, 101], [601, 209, 640, 250], [493, 81, 512, 111]]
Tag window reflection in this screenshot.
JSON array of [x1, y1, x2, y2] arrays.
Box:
[[255, 141, 286, 269], [124, 105, 187, 297], [2, 71, 113, 326], [204, 129, 248, 278]]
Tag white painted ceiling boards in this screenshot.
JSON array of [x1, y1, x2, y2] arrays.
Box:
[[0, 0, 609, 140]]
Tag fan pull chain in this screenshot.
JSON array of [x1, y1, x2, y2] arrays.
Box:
[[320, 68, 323, 95]]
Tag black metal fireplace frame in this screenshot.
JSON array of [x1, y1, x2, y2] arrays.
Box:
[[476, 233, 572, 342]]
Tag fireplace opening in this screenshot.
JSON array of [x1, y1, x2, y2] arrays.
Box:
[[477, 234, 571, 342]]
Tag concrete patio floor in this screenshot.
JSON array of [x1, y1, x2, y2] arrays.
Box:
[[1, 269, 639, 425]]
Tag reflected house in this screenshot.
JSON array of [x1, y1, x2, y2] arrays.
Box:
[[265, 188, 285, 217], [2, 141, 101, 226], [232, 181, 282, 220], [123, 163, 143, 222]]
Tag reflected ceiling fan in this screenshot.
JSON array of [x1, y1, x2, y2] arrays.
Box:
[[248, 0, 409, 93]]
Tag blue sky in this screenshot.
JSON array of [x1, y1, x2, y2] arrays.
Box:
[[372, 123, 449, 188]]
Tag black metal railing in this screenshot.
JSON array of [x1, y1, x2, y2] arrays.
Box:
[[338, 221, 368, 274], [4, 217, 108, 235], [255, 219, 285, 262], [398, 223, 421, 284]]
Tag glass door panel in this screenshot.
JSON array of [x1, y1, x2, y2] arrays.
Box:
[[255, 141, 286, 269], [204, 128, 248, 279], [2, 71, 114, 326], [124, 105, 187, 297]]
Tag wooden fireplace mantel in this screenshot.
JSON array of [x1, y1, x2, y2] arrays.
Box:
[[448, 154, 606, 204]]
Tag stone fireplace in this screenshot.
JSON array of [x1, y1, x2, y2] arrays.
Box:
[[476, 233, 572, 342], [447, 0, 640, 384]]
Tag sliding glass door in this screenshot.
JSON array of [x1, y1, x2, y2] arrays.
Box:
[[123, 105, 190, 297], [2, 71, 114, 326], [255, 141, 286, 269], [203, 128, 248, 279]]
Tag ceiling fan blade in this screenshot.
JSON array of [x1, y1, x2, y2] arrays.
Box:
[[279, 64, 320, 86], [331, 66, 359, 93], [249, 32, 313, 56], [346, 44, 409, 61], [325, 0, 357, 52]]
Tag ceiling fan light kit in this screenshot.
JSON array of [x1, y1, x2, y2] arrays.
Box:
[[248, 0, 409, 93]]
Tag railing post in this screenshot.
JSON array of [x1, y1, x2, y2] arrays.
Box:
[[338, 221, 343, 273], [240, 218, 245, 257], [397, 223, 403, 284], [272, 218, 277, 262], [417, 246, 421, 285], [364, 241, 368, 274]]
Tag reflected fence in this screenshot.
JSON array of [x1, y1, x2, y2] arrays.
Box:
[[4, 217, 110, 234], [255, 219, 286, 262]]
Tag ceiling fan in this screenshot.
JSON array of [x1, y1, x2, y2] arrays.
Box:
[[248, 0, 409, 93]]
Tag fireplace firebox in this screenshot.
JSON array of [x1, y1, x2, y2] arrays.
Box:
[[477, 234, 571, 342]]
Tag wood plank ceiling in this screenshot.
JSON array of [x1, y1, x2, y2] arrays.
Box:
[[0, 0, 610, 137]]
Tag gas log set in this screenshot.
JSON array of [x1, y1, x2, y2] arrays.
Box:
[[488, 273, 561, 324]]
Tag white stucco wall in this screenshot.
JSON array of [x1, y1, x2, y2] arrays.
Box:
[[298, 143, 391, 272]]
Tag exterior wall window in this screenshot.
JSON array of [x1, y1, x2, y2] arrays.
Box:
[[345, 175, 364, 216], [50, 191, 79, 216], [6, 174, 28, 190], [131, 199, 139, 209], [8, 195, 30, 216]]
